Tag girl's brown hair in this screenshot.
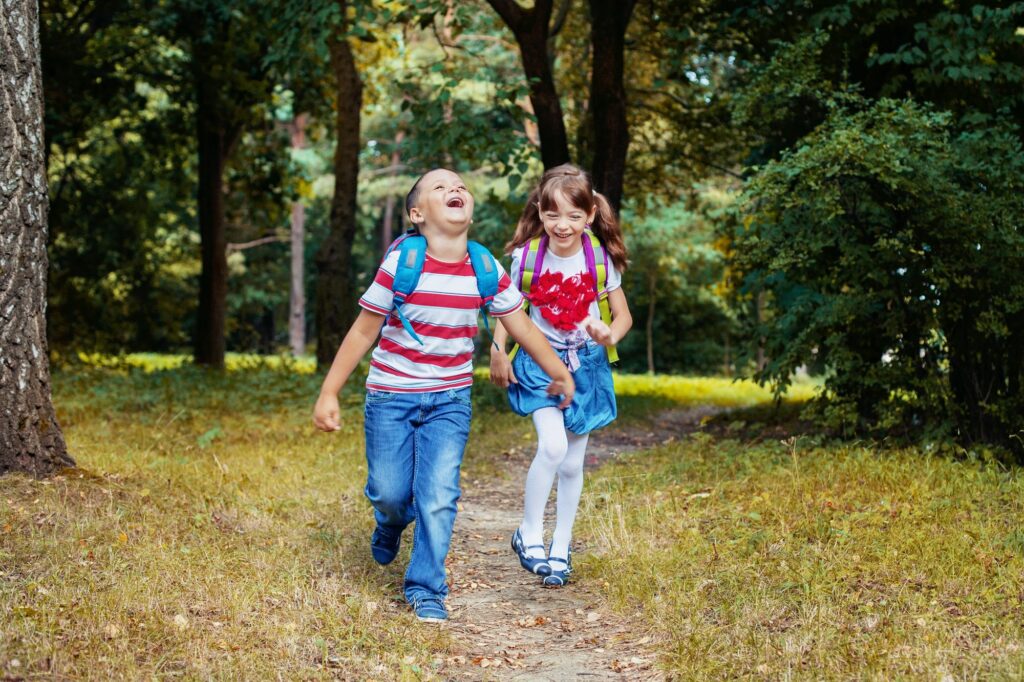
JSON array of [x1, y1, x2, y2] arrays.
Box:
[[505, 164, 628, 272]]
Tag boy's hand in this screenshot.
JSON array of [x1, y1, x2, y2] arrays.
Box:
[[582, 316, 615, 347], [313, 393, 342, 432], [489, 350, 518, 388], [546, 375, 575, 409]]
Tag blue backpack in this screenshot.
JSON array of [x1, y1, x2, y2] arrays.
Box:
[[384, 230, 500, 346]]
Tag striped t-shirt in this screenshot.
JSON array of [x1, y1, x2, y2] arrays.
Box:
[[359, 249, 524, 392]]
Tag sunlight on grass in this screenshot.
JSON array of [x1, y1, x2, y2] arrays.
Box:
[[8, 357, 1017, 678], [577, 435, 1024, 679]]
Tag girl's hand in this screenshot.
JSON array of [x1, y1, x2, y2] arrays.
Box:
[[546, 376, 575, 409], [489, 350, 518, 388], [313, 393, 342, 432], [582, 316, 615, 347]]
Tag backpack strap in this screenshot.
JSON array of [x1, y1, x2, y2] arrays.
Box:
[[583, 230, 618, 363], [389, 234, 427, 345], [467, 240, 501, 346], [509, 236, 546, 361]]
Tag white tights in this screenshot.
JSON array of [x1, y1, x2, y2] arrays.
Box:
[[519, 407, 589, 565]]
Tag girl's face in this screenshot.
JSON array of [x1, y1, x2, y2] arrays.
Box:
[[539, 189, 596, 257]]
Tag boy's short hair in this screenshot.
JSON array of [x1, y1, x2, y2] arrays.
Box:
[[405, 172, 429, 220]]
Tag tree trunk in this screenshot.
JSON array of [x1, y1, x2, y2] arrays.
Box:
[[486, 0, 570, 169], [380, 130, 404, 255], [316, 3, 362, 368], [588, 0, 637, 213], [0, 0, 74, 476], [288, 114, 308, 357], [646, 271, 656, 374], [191, 44, 240, 369]]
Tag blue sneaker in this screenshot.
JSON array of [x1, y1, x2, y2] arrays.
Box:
[[511, 528, 551, 576], [412, 596, 448, 623], [370, 524, 402, 565], [543, 548, 571, 587]]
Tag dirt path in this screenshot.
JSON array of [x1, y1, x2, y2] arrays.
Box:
[[441, 407, 721, 680]]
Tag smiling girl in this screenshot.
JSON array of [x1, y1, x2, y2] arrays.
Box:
[[490, 164, 632, 586]]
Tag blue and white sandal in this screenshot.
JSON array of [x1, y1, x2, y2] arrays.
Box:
[[511, 528, 552, 576], [543, 548, 572, 587]]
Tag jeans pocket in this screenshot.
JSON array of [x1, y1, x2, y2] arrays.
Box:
[[366, 389, 398, 404], [446, 388, 472, 408]]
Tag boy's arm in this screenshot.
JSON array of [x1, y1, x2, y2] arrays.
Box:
[[488, 320, 517, 388], [499, 308, 575, 409], [313, 309, 386, 431]]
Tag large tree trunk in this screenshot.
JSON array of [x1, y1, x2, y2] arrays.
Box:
[[191, 39, 241, 369], [588, 0, 637, 213], [486, 0, 570, 169], [316, 3, 362, 368], [288, 114, 308, 357], [1, 0, 74, 476]]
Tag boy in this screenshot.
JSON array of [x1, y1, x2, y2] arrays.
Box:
[[313, 168, 574, 622]]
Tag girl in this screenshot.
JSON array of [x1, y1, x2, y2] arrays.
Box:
[[490, 164, 632, 586]]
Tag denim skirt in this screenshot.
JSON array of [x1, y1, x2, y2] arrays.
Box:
[[507, 343, 617, 434]]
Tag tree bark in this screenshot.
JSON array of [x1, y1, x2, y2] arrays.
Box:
[[316, 2, 362, 368], [380, 130, 404, 255], [288, 114, 307, 357], [191, 32, 242, 369], [1, 0, 74, 476], [588, 0, 637, 213], [646, 270, 656, 374], [486, 0, 570, 169]]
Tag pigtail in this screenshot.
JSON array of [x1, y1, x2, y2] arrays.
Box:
[[504, 185, 546, 255], [591, 192, 629, 273]]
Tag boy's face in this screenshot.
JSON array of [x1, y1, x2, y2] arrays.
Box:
[[408, 169, 474, 234]]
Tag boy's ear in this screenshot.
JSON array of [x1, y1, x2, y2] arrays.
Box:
[[408, 207, 424, 225]]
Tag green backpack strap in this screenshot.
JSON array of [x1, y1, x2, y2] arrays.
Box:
[[583, 230, 619, 363], [508, 236, 545, 360]]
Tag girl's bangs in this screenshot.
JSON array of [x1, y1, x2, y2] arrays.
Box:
[[537, 177, 593, 213]]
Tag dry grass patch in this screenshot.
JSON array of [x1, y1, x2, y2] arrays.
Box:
[[577, 434, 1024, 679]]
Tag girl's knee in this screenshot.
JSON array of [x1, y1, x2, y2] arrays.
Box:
[[535, 439, 568, 467], [557, 457, 583, 479]]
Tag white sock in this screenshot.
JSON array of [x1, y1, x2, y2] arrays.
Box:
[[519, 408, 568, 559], [549, 431, 588, 564]]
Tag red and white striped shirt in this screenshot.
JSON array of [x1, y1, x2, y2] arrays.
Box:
[[359, 249, 524, 392]]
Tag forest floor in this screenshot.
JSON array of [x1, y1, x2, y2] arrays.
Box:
[[4, 362, 1023, 680], [442, 407, 719, 681]]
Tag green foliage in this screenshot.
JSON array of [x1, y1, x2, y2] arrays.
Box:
[[618, 195, 737, 374], [735, 95, 1024, 449]]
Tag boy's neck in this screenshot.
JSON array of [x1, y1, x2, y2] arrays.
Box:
[[420, 225, 469, 262]]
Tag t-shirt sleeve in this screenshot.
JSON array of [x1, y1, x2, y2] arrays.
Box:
[[508, 246, 524, 291], [489, 257, 525, 317], [358, 250, 399, 315]]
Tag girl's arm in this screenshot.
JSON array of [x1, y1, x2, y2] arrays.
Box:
[[584, 288, 633, 346], [499, 309, 575, 408], [313, 309, 386, 431], [488, 320, 518, 388]]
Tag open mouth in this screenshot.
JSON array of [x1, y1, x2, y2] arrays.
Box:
[[553, 231, 573, 239], [446, 197, 465, 208]]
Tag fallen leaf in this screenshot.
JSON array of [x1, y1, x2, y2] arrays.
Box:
[[173, 614, 189, 630]]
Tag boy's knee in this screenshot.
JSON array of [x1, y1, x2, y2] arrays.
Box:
[[367, 485, 411, 515]]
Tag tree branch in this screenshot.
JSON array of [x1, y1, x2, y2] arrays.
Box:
[[226, 235, 288, 253]]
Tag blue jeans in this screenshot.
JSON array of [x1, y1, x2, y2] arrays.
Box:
[[363, 387, 472, 604]]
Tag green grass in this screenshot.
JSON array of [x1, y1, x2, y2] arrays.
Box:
[[3, 357, 1021, 678], [578, 435, 1024, 679]]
